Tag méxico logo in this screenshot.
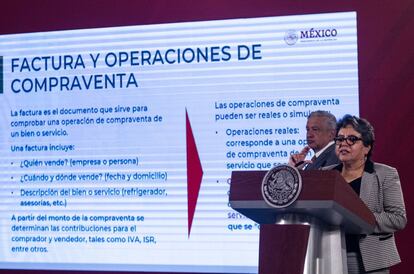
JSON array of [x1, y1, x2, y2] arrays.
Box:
[[284, 30, 299, 45], [261, 165, 302, 208], [284, 28, 338, 46]]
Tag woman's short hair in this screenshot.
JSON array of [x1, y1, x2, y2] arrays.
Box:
[[336, 114, 375, 159]]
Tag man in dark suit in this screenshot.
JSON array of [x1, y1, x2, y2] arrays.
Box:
[[289, 110, 339, 170]]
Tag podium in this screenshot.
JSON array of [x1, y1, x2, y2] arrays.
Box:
[[229, 169, 376, 274]]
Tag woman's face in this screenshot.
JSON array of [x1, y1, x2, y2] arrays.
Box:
[[335, 125, 371, 164]]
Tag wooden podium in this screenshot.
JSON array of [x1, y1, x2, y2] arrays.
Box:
[[229, 169, 376, 274]]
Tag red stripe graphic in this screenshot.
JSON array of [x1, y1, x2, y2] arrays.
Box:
[[186, 109, 203, 237]]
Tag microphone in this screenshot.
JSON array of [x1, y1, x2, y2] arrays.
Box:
[[294, 161, 305, 167]]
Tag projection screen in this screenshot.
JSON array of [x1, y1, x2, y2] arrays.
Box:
[[0, 11, 359, 272]]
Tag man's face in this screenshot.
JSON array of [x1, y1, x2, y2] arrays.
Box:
[[306, 116, 335, 152]]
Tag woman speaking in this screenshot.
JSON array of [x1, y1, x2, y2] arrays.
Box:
[[325, 115, 407, 274]]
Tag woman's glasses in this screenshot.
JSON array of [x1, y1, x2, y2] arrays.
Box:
[[334, 135, 363, 146]]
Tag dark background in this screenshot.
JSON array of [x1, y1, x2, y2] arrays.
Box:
[[1, 0, 413, 273]]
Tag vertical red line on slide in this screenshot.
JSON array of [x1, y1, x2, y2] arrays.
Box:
[[185, 109, 203, 237]]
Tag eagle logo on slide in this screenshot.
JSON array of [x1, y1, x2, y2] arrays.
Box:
[[284, 30, 299, 45], [261, 165, 302, 208]]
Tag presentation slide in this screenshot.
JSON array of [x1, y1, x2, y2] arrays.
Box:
[[0, 12, 358, 273]]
